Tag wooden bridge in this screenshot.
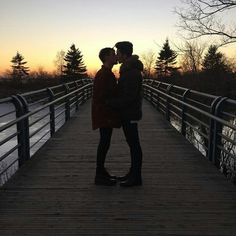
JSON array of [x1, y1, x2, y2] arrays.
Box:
[[1, 99, 236, 235], [0, 80, 236, 235]]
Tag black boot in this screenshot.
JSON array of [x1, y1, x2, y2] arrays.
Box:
[[100, 168, 117, 180], [120, 172, 142, 187], [117, 168, 132, 181], [95, 167, 117, 186]]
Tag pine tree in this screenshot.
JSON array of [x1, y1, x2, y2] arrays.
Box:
[[155, 39, 178, 78], [63, 44, 87, 80], [11, 52, 29, 80], [202, 45, 233, 95], [202, 45, 230, 74]]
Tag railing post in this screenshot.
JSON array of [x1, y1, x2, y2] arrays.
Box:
[[153, 80, 159, 89], [155, 82, 161, 111], [148, 85, 152, 103], [64, 84, 70, 121], [212, 97, 228, 168], [145, 85, 149, 101], [149, 80, 154, 104], [12, 95, 30, 167], [88, 82, 93, 99], [81, 83, 86, 104], [74, 81, 80, 111], [17, 95, 31, 165], [207, 96, 223, 162], [150, 87, 153, 105], [47, 88, 55, 136], [85, 85, 88, 101], [12, 95, 24, 167], [165, 84, 173, 121], [90, 82, 93, 98], [146, 85, 149, 101], [181, 89, 190, 137]]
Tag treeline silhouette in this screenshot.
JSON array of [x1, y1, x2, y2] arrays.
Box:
[[156, 72, 236, 99], [1, 40, 236, 99], [143, 40, 236, 99], [0, 77, 61, 98], [0, 44, 88, 98]]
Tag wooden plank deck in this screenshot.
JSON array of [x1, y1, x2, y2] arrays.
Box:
[[0, 100, 236, 236]]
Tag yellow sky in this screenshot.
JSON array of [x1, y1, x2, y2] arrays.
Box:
[[1, 0, 236, 75]]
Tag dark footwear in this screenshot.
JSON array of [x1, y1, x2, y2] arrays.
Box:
[[117, 168, 131, 181], [103, 168, 117, 180], [96, 167, 116, 180], [95, 176, 117, 186], [120, 176, 142, 187], [117, 173, 130, 181]]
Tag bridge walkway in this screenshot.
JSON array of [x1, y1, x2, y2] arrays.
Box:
[[0, 100, 236, 236]]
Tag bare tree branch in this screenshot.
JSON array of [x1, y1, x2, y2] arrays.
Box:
[[175, 40, 207, 72], [175, 0, 236, 46], [141, 50, 156, 78]]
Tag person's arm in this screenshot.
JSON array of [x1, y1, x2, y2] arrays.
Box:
[[108, 70, 142, 109], [93, 73, 111, 105]]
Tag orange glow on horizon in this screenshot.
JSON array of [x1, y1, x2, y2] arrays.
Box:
[[1, 42, 235, 77], [0, 53, 102, 77]]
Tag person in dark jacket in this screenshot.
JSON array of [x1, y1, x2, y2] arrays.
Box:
[[109, 41, 143, 187], [92, 47, 121, 186]]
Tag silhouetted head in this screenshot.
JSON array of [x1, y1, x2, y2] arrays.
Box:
[[115, 41, 133, 63], [98, 47, 117, 67]]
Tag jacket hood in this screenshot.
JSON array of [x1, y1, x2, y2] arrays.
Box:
[[120, 55, 144, 73]]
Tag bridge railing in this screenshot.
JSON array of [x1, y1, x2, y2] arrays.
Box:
[[0, 79, 93, 185], [143, 79, 236, 183]]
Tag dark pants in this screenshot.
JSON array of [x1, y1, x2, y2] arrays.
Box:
[[122, 121, 142, 176], [96, 128, 113, 169], [96, 122, 142, 176]]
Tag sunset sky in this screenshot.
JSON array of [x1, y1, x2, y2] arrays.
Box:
[[1, 0, 236, 75]]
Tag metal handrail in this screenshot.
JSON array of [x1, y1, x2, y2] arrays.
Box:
[[0, 79, 93, 186], [144, 84, 235, 131], [0, 83, 92, 133], [0, 97, 13, 104], [143, 79, 236, 182]]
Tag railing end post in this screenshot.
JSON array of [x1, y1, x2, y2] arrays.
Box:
[[165, 84, 173, 122], [211, 97, 228, 168], [47, 88, 56, 136], [181, 89, 191, 137], [63, 84, 70, 121], [11, 95, 30, 167]]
